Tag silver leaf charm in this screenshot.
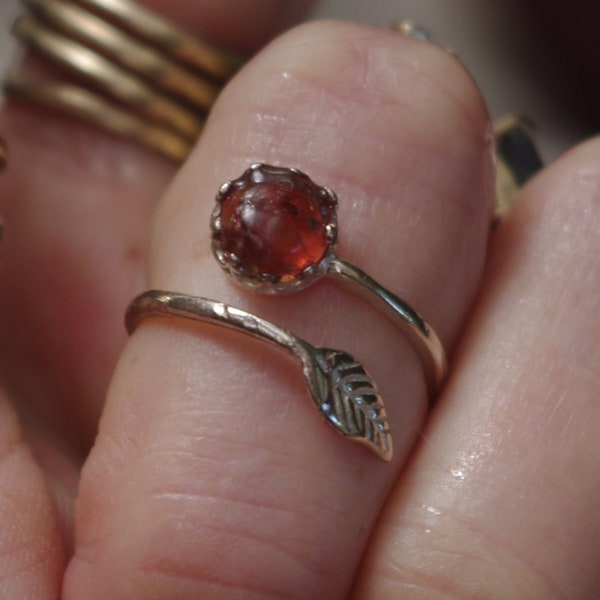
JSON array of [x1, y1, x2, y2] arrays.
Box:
[[302, 348, 392, 461]]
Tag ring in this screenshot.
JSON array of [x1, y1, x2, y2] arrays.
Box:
[[493, 115, 543, 226], [211, 163, 447, 394], [126, 290, 393, 461], [5, 0, 245, 161]]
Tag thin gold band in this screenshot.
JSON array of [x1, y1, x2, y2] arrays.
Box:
[[493, 115, 543, 225], [4, 0, 244, 160], [71, 0, 243, 81], [4, 79, 193, 162]]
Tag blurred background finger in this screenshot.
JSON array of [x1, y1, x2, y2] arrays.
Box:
[[353, 138, 600, 598]]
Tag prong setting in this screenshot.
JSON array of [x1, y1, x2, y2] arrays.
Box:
[[210, 163, 338, 294]]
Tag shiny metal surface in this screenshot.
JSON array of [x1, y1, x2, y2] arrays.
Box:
[[12, 16, 202, 140], [328, 257, 447, 394], [493, 115, 543, 225], [4, 0, 243, 159], [4, 79, 192, 161], [126, 290, 393, 461], [24, 0, 221, 110]]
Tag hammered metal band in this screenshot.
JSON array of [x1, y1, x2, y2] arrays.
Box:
[[211, 163, 447, 395], [126, 290, 393, 461], [4, 0, 244, 161]]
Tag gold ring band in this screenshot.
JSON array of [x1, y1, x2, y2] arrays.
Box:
[[4, 0, 245, 160], [127, 290, 394, 462], [4, 79, 193, 162], [70, 0, 243, 81], [493, 115, 543, 225]]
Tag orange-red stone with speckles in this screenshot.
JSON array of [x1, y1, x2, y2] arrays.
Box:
[[215, 167, 336, 281]]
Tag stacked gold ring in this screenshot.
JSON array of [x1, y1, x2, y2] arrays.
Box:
[[4, 0, 245, 161]]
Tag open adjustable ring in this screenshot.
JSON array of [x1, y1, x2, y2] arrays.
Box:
[[126, 163, 447, 463], [211, 163, 447, 394]]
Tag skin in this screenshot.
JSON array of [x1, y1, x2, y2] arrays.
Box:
[[0, 2, 598, 598]]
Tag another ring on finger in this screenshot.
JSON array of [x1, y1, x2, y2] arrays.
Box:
[[4, 0, 245, 161]]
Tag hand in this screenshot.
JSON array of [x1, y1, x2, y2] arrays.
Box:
[[0, 2, 598, 598]]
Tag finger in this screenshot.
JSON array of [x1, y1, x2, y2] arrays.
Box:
[[0, 0, 315, 454], [0, 389, 66, 597], [65, 22, 494, 598], [352, 138, 600, 598], [0, 143, 66, 596]]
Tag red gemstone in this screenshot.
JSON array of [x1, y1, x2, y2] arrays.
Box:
[[213, 165, 336, 283]]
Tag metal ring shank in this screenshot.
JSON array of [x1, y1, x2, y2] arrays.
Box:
[[327, 257, 447, 393], [126, 290, 301, 354], [72, 0, 244, 81]]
